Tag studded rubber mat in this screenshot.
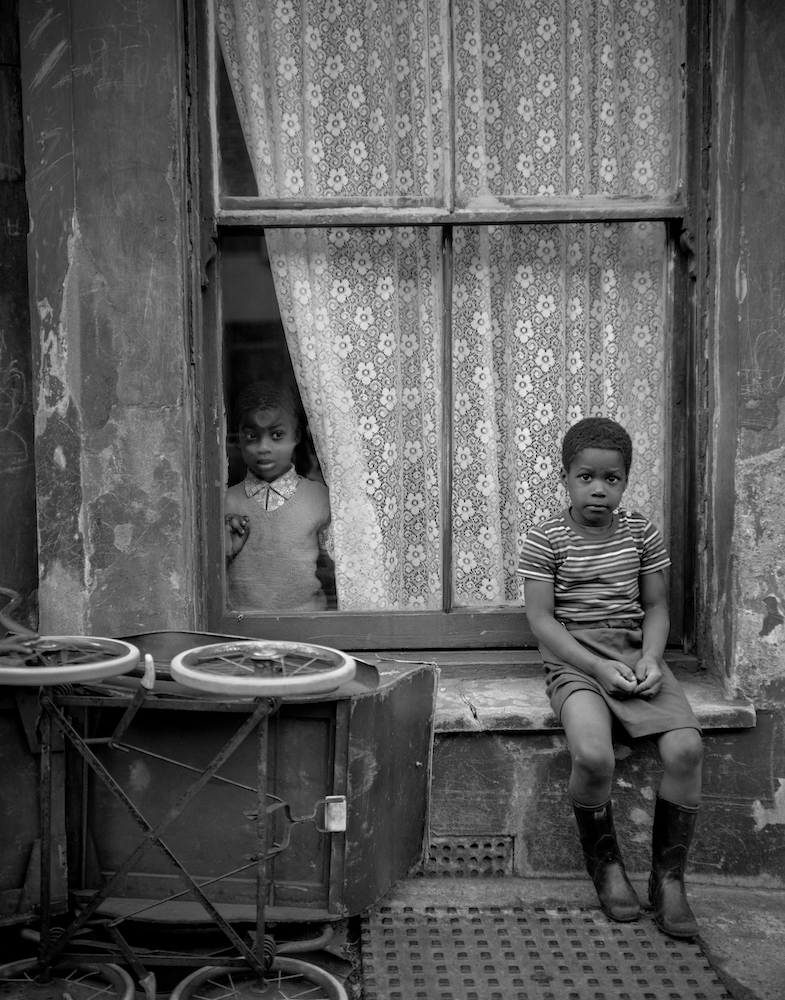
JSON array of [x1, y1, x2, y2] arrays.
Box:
[[361, 903, 733, 1000]]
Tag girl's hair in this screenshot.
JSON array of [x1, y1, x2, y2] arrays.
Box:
[[233, 379, 314, 477], [561, 417, 633, 474], [234, 379, 303, 429]]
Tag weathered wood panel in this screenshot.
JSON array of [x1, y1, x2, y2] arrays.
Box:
[[18, 0, 196, 634], [0, 0, 37, 606], [709, 0, 785, 701]]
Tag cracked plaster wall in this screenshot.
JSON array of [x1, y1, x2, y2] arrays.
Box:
[[19, 0, 195, 635], [0, 8, 37, 603], [732, 444, 785, 703], [710, 0, 785, 705]]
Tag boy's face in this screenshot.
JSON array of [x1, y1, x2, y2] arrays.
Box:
[[561, 447, 628, 528], [238, 406, 300, 483]]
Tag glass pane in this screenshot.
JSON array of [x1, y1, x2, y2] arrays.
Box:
[[217, 47, 258, 196], [222, 228, 444, 613], [214, 0, 446, 202], [450, 221, 668, 608], [222, 234, 337, 611], [454, 0, 679, 200]]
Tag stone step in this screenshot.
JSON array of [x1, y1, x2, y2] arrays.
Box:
[[363, 649, 755, 733], [364, 651, 782, 885]]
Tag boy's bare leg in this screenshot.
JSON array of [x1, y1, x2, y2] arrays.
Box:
[[561, 691, 640, 920], [560, 690, 615, 805], [655, 727, 703, 806]]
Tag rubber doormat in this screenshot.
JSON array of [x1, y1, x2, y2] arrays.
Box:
[[361, 902, 733, 1000]]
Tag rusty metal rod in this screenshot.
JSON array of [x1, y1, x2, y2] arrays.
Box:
[[39, 697, 272, 975]]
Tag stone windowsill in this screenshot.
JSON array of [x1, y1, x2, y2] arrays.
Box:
[[361, 650, 756, 733]]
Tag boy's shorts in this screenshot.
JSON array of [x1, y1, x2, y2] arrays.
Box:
[[541, 622, 702, 739]]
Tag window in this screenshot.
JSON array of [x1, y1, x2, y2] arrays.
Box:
[[200, 0, 690, 650]]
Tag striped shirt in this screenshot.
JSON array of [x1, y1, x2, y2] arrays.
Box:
[[517, 508, 671, 625]]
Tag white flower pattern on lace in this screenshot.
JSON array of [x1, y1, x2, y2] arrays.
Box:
[[451, 222, 666, 606], [216, 0, 674, 610], [454, 0, 676, 200]]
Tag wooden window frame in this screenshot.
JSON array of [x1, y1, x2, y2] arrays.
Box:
[[193, 0, 696, 653]]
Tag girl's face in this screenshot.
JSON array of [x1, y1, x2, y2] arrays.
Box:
[[561, 447, 628, 528], [238, 407, 300, 483]]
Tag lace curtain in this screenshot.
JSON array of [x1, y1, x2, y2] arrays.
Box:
[[451, 221, 666, 606], [215, 0, 675, 611], [215, 0, 446, 200], [267, 227, 445, 610], [455, 0, 676, 199]]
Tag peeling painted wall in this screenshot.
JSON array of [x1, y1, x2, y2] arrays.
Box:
[[0, 2, 37, 606], [733, 447, 785, 701], [18, 0, 195, 635], [709, 1, 785, 704]]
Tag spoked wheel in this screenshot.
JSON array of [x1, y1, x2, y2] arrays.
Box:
[[0, 959, 134, 1000], [0, 586, 141, 686], [169, 641, 356, 697], [0, 636, 141, 686], [171, 959, 349, 1000]]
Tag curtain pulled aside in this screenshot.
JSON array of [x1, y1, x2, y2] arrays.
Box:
[[215, 0, 673, 611]]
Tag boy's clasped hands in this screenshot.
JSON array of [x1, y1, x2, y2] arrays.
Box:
[[594, 653, 664, 699]]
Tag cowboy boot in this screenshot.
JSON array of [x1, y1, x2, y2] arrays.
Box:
[[648, 795, 699, 938], [573, 798, 640, 921]]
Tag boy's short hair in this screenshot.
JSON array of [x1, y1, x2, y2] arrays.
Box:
[[561, 417, 633, 474], [234, 379, 303, 428]]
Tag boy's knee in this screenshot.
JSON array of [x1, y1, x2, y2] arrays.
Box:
[[661, 727, 703, 771], [571, 744, 616, 782]]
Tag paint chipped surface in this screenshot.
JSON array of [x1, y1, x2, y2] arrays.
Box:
[[752, 778, 785, 832], [732, 446, 785, 703], [128, 759, 152, 793], [349, 739, 381, 797], [21, 0, 195, 635]]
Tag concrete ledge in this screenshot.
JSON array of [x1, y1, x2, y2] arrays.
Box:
[[363, 651, 756, 733]]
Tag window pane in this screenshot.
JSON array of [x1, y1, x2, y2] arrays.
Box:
[[222, 234, 338, 611], [454, 0, 679, 200], [217, 47, 258, 196], [451, 222, 668, 608], [223, 228, 445, 613], [215, 0, 447, 202]]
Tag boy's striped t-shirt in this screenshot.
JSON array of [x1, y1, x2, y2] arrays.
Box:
[[517, 508, 671, 625]]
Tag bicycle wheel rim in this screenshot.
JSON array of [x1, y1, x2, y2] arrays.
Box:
[[170, 640, 355, 696], [0, 959, 134, 1000], [170, 958, 348, 999], [0, 637, 141, 686]]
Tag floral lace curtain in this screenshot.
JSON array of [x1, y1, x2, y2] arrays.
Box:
[[215, 0, 675, 611], [266, 227, 445, 610], [455, 0, 677, 200], [451, 221, 667, 606], [215, 0, 446, 200]]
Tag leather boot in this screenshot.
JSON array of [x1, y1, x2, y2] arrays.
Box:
[[572, 798, 640, 921], [648, 795, 699, 938]]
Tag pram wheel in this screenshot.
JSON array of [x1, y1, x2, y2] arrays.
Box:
[[170, 957, 349, 999], [0, 636, 140, 686], [0, 959, 134, 1000], [170, 640, 356, 697]]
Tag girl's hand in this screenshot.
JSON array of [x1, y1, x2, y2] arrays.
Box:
[[594, 659, 638, 698], [632, 654, 664, 698], [225, 513, 250, 559]]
